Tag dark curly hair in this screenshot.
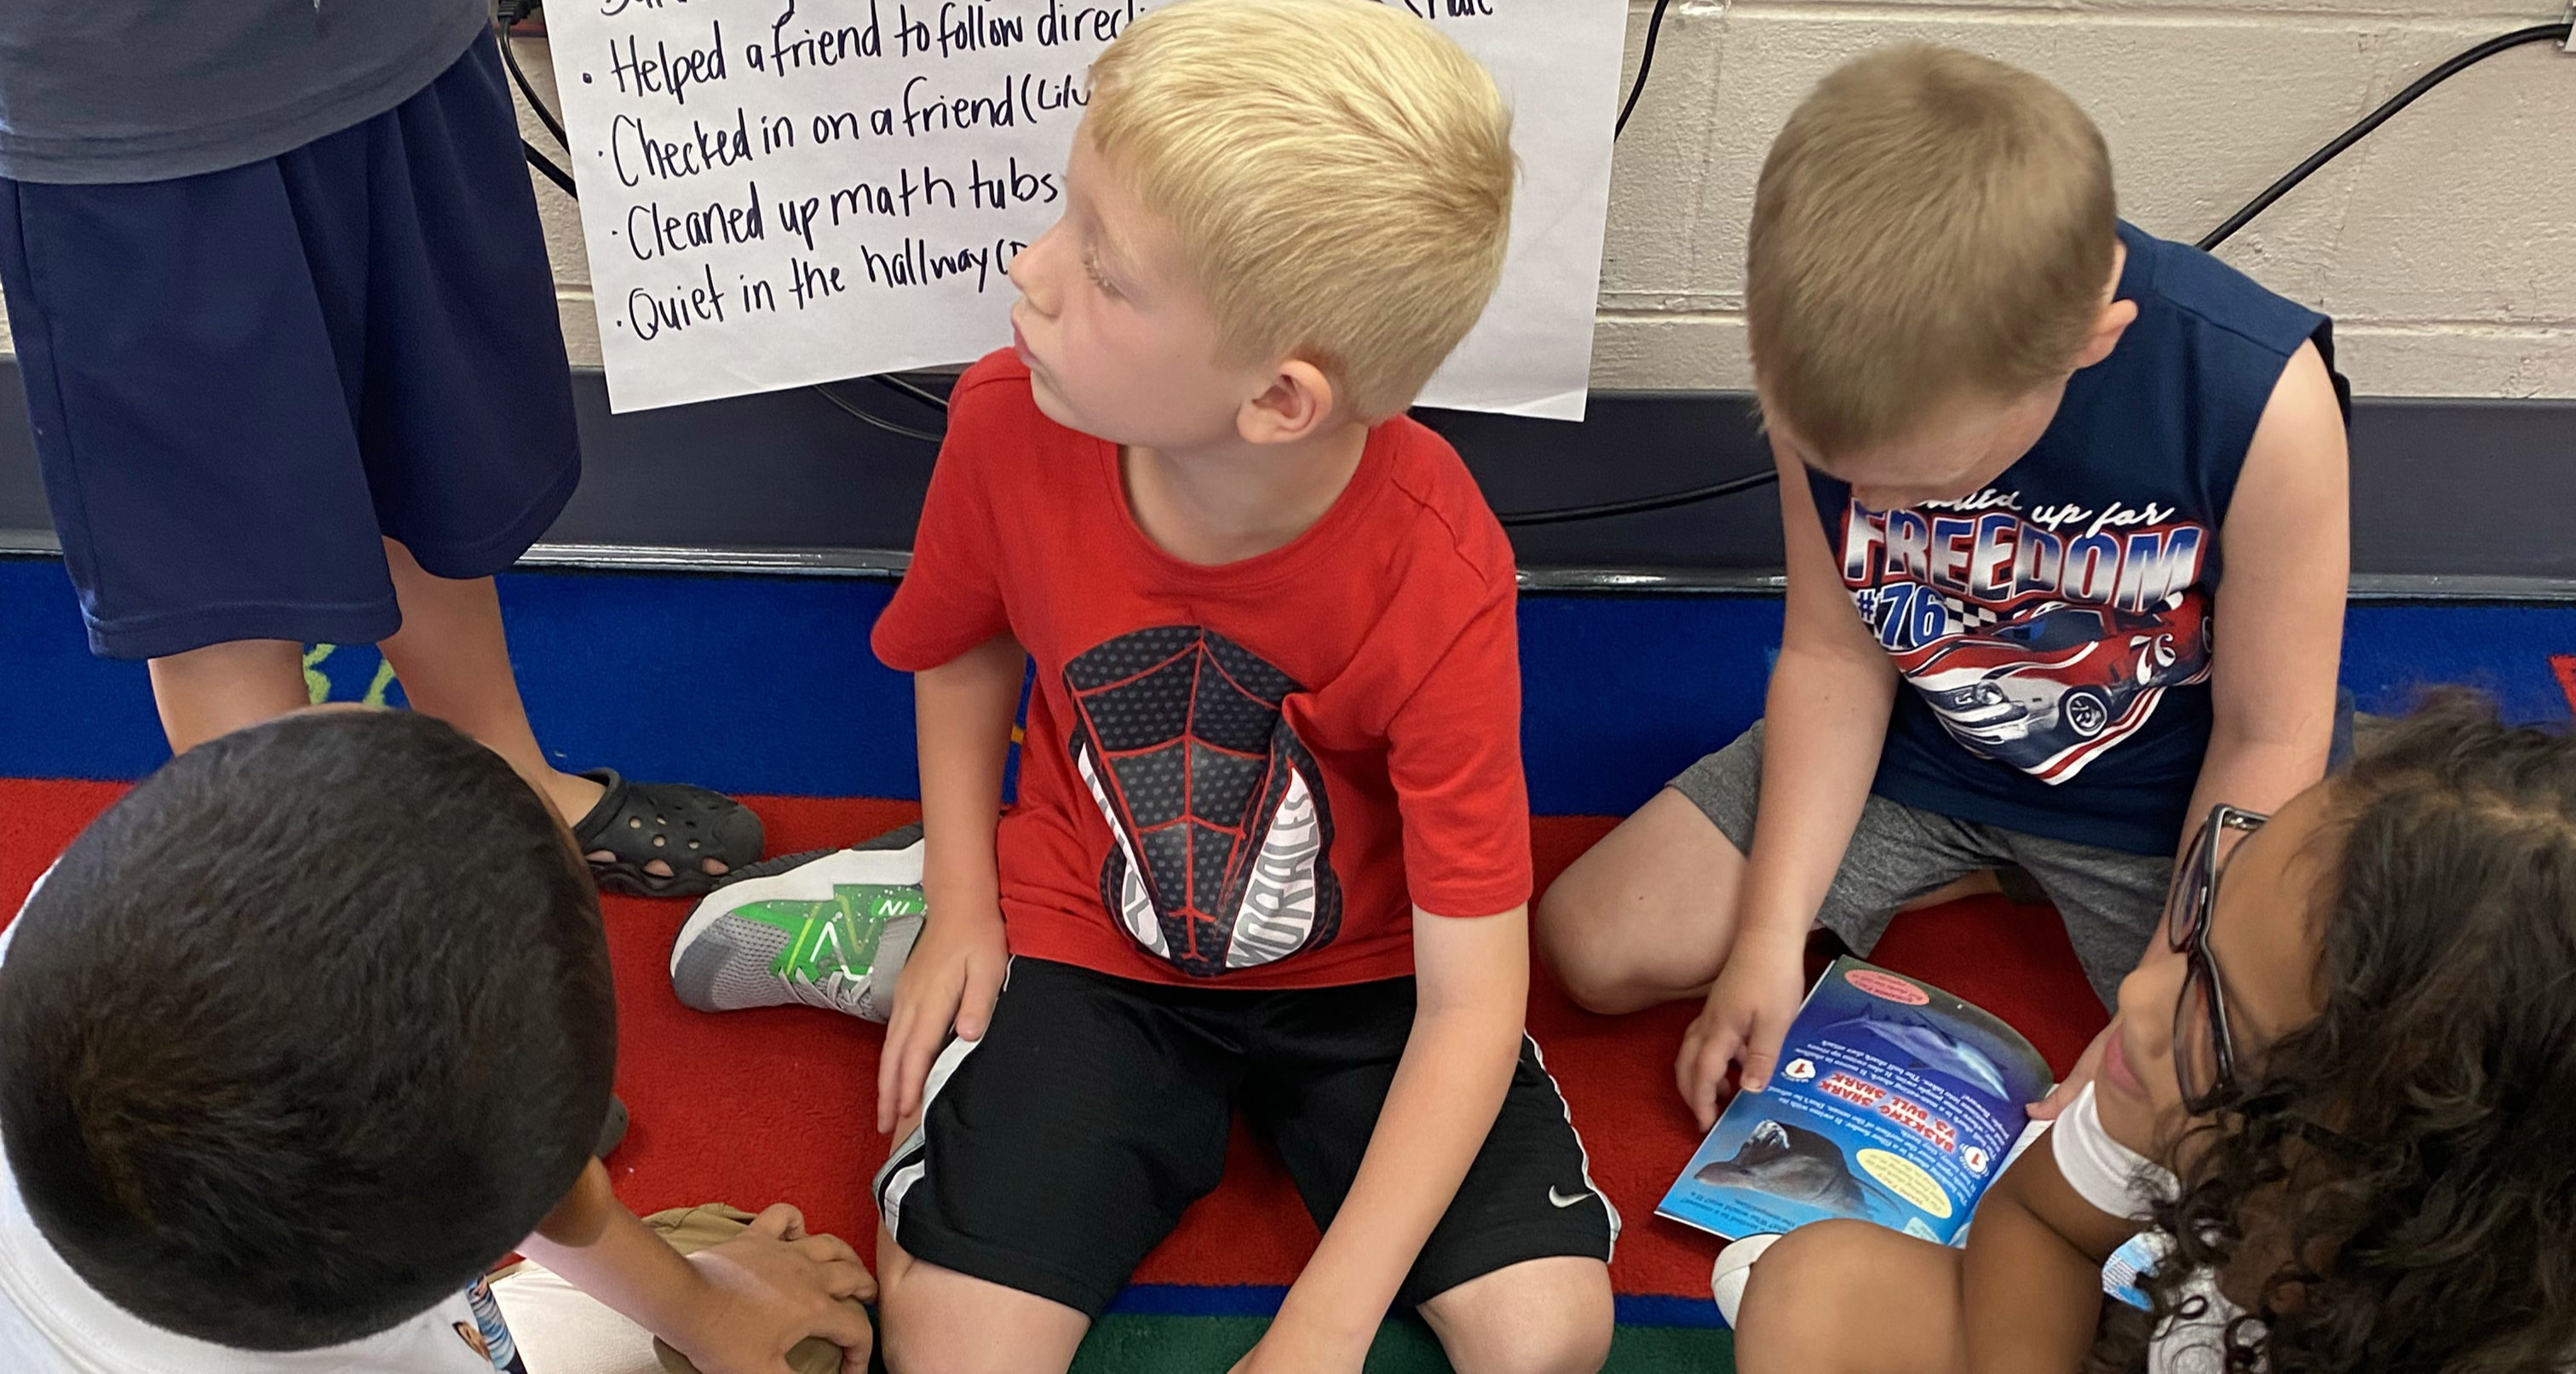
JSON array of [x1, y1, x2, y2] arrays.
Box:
[[2090, 693, 2576, 1373]]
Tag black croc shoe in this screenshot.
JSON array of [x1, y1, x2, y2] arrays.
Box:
[[571, 769, 764, 899]]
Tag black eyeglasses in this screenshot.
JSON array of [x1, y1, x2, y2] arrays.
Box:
[[2166, 804, 2267, 1112]]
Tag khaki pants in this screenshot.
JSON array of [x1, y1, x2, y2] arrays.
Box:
[[490, 1204, 860, 1374]]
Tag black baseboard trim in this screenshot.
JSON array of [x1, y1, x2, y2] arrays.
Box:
[[6, 533, 2571, 603], [3, 360, 2571, 589]]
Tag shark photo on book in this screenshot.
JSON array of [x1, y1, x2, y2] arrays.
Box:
[[1659, 957, 2055, 1247]]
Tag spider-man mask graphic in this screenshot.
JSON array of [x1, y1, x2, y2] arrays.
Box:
[[1065, 625, 1342, 977]]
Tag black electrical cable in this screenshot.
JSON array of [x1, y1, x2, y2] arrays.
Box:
[[2197, 20, 2570, 251], [1498, 466, 1778, 527], [500, 26, 570, 152], [872, 373, 953, 411], [1499, 17, 2572, 528], [524, 142, 578, 197], [814, 382, 946, 443], [1613, 0, 1675, 139]]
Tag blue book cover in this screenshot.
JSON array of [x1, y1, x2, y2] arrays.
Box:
[[1657, 957, 2054, 1245]]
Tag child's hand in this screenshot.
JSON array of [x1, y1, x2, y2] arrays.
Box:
[[1227, 1313, 1369, 1374], [1677, 936, 1808, 1130], [2027, 1022, 2113, 1120], [669, 1204, 876, 1374], [877, 899, 1009, 1134]]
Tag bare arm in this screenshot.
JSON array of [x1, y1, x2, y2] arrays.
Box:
[[1679, 440, 1900, 1122], [2031, 342, 2347, 1120], [520, 1161, 876, 1374], [2185, 339, 2349, 825], [1960, 1137, 2141, 1373], [1234, 905, 1531, 1372], [877, 632, 1027, 1133], [1741, 438, 1905, 963]]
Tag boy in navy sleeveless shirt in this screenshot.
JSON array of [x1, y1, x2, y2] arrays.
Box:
[[1538, 45, 2350, 1129]]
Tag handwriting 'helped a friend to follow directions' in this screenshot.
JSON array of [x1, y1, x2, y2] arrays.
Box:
[[554, 0, 1622, 420]]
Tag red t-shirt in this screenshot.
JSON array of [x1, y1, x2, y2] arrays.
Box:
[[871, 352, 1531, 989]]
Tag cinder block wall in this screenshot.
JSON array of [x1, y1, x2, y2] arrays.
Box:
[[1596, 0, 2575, 399], [6, 8, 2565, 400]]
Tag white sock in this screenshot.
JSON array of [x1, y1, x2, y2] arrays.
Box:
[[1711, 1233, 1783, 1327]]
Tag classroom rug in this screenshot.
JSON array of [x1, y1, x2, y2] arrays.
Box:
[[0, 779, 2113, 1373], [5, 558, 2575, 1371]]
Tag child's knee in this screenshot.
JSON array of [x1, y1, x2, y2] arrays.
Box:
[[1532, 883, 1609, 1003], [1734, 1222, 1889, 1369], [1423, 1256, 1614, 1374], [1533, 876, 1650, 1015], [874, 1255, 1086, 1374]]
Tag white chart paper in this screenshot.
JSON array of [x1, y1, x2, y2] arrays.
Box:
[[545, 0, 1624, 419]]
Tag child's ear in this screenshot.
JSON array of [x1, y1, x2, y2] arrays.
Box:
[[1236, 359, 1340, 446], [2073, 298, 2140, 371]]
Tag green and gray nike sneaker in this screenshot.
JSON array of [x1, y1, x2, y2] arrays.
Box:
[[669, 825, 925, 1022]]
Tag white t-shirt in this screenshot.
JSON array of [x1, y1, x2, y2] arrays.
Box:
[[2052, 1083, 2250, 1374], [0, 911, 514, 1373]]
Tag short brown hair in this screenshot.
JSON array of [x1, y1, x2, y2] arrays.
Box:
[[1086, 0, 1515, 423], [1747, 45, 2115, 459]]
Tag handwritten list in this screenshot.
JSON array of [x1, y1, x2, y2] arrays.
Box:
[[547, 0, 1625, 418]]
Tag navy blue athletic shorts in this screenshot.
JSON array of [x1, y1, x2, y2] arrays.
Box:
[[0, 33, 578, 660]]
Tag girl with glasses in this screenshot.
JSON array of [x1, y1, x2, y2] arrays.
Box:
[[1719, 693, 2576, 1372]]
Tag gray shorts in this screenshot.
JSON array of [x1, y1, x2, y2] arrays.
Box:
[[1670, 722, 2171, 1009]]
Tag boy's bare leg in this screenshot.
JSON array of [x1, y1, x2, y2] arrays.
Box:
[[1733, 1221, 1969, 1374], [1536, 790, 1996, 1016], [147, 640, 312, 751], [1536, 788, 1751, 1015], [875, 1223, 1088, 1374], [1418, 1256, 1614, 1374], [374, 538, 620, 827], [379, 538, 728, 880]]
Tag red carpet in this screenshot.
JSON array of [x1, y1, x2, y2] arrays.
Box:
[[0, 781, 2108, 1303]]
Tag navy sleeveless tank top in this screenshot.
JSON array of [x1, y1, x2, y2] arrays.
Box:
[[1805, 221, 2345, 855]]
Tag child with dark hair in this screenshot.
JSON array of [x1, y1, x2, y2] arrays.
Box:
[[1719, 693, 2576, 1372], [0, 710, 873, 1374]]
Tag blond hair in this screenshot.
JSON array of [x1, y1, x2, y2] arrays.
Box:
[[1747, 45, 2116, 459], [1086, 0, 1514, 423]]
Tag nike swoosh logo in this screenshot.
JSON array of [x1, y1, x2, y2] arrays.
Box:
[[1548, 1187, 1593, 1209]]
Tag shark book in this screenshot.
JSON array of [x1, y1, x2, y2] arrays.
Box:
[[1658, 957, 2055, 1247]]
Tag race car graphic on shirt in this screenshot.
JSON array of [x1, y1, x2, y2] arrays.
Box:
[[1837, 497, 2214, 784], [1065, 625, 1342, 977]]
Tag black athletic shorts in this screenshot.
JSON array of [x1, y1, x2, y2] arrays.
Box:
[[873, 957, 1618, 1318]]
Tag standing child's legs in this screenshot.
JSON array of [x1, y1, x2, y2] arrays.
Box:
[[1733, 1220, 1969, 1374], [377, 537, 645, 854], [142, 543, 731, 882], [0, 37, 760, 893], [147, 641, 312, 751]]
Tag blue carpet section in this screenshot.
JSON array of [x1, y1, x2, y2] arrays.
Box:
[[4, 558, 2573, 808], [1105, 1285, 1728, 1330], [1110, 1285, 1289, 1318]]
